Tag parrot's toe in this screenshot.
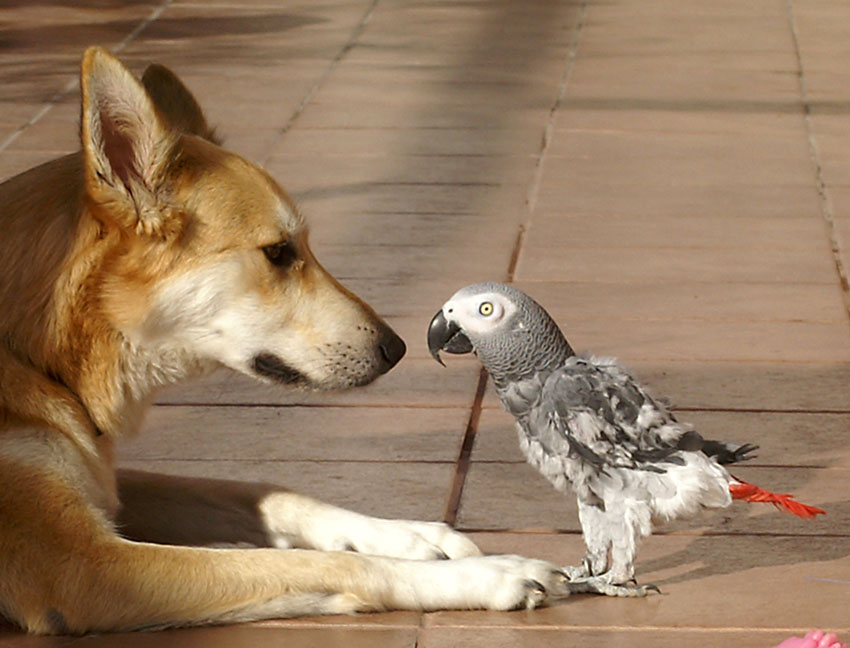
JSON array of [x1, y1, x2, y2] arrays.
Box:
[[562, 563, 591, 581], [567, 576, 661, 597]]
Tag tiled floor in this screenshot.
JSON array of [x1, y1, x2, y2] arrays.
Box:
[[2, 0, 850, 645]]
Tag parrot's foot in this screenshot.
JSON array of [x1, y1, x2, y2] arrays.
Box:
[[567, 575, 660, 598], [562, 563, 591, 581]]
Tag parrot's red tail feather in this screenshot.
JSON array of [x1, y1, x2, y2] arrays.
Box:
[[729, 477, 825, 519]]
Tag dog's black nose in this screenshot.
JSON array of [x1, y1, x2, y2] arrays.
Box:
[[377, 327, 406, 374]]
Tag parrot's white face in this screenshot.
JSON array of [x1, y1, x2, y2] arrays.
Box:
[[442, 290, 519, 337], [429, 281, 573, 378]]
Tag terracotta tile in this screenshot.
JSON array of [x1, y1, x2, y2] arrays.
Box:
[[0, 101, 62, 125], [264, 152, 537, 188], [428, 533, 850, 632], [297, 97, 551, 130], [3, 119, 79, 153], [137, 5, 352, 48], [316, 277, 494, 318], [306, 212, 522, 250], [542, 131, 814, 189], [578, 2, 794, 54], [831, 189, 850, 273], [295, 182, 528, 218], [262, 610, 420, 629], [475, 361, 850, 413], [457, 461, 840, 535], [471, 408, 850, 469], [509, 280, 847, 323], [276, 127, 544, 157], [567, 54, 800, 105], [525, 214, 830, 251], [554, 318, 850, 363], [118, 459, 455, 522], [311, 243, 517, 281], [305, 71, 557, 109], [3, 0, 850, 645], [123, 405, 467, 462], [0, 622, 77, 647], [218, 129, 286, 165], [418, 627, 819, 648], [532, 180, 823, 219], [72, 625, 417, 648], [554, 106, 806, 136], [515, 243, 839, 286], [620, 361, 850, 411], [155, 359, 482, 408], [0, 150, 68, 182]]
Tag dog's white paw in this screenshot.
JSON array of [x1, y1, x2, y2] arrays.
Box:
[[384, 554, 570, 611], [330, 517, 482, 560], [462, 555, 570, 610], [260, 496, 481, 560]]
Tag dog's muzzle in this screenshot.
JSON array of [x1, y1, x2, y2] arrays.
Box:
[[376, 327, 406, 375]]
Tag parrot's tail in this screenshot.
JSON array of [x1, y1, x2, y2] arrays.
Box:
[[729, 476, 825, 519]]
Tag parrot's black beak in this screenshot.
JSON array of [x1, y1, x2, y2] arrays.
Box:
[[427, 309, 473, 366]]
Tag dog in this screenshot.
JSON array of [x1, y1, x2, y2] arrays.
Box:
[[0, 47, 569, 635]]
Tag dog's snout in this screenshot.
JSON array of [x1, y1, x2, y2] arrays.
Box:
[[377, 328, 406, 374]]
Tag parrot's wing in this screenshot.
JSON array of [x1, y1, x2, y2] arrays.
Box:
[[535, 356, 695, 473]]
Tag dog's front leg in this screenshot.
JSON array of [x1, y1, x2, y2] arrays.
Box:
[[258, 489, 482, 560], [117, 470, 481, 559]]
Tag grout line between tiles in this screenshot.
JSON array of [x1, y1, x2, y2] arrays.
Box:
[[252, 620, 850, 633], [523, 0, 587, 218], [672, 407, 850, 415], [0, 0, 174, 155], [420, 624, 850, 634], [456, 528, 850, 539], [151, 402, 850, 415], [123, 458, 841, 473], [259, 0, 380, 166], [434, 4, 589, 527], [785, 0, 850, 324], [442, 368, 489, 526]]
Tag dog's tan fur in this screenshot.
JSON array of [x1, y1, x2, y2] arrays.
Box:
[[0, 48, 568, 635]]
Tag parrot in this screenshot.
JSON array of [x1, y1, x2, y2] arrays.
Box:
[[427, 282, 825, 597]]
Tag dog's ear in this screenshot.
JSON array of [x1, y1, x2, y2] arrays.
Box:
[[80, 46, 178, 237], [141, 63, 221, 144]]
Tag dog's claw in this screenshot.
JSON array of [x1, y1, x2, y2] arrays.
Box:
[[524, 578, 546, 593]]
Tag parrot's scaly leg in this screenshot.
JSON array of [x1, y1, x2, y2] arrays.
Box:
[[576, 500, 612, 577]]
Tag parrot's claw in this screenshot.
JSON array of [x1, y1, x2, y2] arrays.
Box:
[[566, 576, 661, 597], [562, 564, 591, 581]]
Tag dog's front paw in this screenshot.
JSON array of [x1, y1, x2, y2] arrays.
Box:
[[384, 554, 570, 611], [335, 517, 482, 560], [467, 555, 571, 610]]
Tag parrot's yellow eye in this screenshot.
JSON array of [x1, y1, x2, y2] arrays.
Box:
[[479, 302, 494, 316]]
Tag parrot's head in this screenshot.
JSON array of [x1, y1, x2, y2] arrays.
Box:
[[427, 282, 574, 384]]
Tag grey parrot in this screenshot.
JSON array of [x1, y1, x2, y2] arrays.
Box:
[[428, 282, 825, 597]]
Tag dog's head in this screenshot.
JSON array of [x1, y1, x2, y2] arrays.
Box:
[[79, 47, 404, 390]]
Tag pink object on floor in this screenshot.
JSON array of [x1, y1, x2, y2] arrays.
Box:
[[773, 630, 846, 648]]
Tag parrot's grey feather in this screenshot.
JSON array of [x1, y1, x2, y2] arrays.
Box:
[[432, 282, 764, 593], [500, 355, 696, 476]]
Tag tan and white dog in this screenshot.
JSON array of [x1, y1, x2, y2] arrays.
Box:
[[0, 48, 568, 635]]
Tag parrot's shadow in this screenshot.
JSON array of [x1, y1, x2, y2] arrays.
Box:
[[638, 499, 850, 587]]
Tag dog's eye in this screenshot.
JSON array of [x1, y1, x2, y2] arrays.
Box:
[[262, 241, 297, 268]]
